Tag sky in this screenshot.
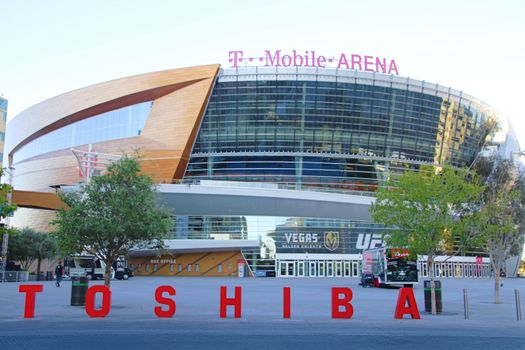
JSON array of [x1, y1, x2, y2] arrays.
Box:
[[1, 0, 525, 146]]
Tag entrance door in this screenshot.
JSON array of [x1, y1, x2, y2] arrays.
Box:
[[318, 261, 325, 277], [287, 262, 294, 276], [279, 261, 295, 277], [326, 261, 334, 277], [454, 263, 461, 277], [351, 261, 359, 277], [309, 261, 317, 277], [421, 262, 428, 277], [434, 263, 442, 278], [297, 261, 305, 277], [335, 261, 343, 277], [344, 261, 351, 277]]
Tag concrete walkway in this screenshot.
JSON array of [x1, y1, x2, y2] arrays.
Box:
[[0, 277, 523, 349]]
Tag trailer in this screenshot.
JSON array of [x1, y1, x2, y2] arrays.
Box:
[[64, 254, 105, 280], [361, 248, 419, 287]]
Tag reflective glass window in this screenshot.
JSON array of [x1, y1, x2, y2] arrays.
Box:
[[13, 101, 152, 164], [186, 73, 495, 193]]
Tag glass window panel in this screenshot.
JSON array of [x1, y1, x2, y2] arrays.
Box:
[[13, 101, 152, 163]]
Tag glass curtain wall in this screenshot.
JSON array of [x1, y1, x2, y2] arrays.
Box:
[[13, 101, 153, 164], [185, 69, 496, 193]]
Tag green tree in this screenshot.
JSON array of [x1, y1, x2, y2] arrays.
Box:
[[0, 166, 18, 269], [34, 232, 58, 279], [0, 166, 17, 221], [472, 157, 524, 303], [7, 228, 57, 275], [370, 165, 485, 315], [52, 155, 173, 286], [7, 228, 35, 270]]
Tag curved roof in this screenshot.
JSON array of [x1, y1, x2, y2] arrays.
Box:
[[5, 64, 220, 160]]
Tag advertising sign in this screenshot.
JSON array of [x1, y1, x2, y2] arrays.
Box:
[[475, 256, 483, 276], [281, 232, 323, 250], [228, 50, 399, 75], [272, 224, 384, 254], [324, 232, 339, 251], [17, 284, 422, 320]]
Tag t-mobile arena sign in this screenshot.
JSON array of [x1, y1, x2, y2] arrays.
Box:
[[228, 50, 399, 75]]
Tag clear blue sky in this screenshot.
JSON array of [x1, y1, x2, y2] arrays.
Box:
[[1, 0, 524, 146]]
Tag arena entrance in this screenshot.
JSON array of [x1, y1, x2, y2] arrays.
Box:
[[276, 254, 361, 277], [276, 254, 493, 278], [417, 256, 493, 278]]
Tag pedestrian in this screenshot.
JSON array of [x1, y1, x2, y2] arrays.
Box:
[[55, 260, 64, 287]]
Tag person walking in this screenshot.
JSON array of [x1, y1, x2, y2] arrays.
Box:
[[55, 260, 64, 287]]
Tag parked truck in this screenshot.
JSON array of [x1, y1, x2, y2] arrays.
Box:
[[64, 254, 133, 280], [64, 254, 105, 280], [361, 248, 419, 287]]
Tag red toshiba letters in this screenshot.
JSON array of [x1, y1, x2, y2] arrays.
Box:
[[19, 285, 421, 319]]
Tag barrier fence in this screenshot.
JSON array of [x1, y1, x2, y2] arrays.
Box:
[[0, 271, 29, 282]]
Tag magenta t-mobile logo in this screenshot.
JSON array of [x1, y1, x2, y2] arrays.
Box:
[[229, 50, 244, 68], [229, 50, 266, 68]]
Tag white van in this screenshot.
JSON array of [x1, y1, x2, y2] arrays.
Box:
[[65, 255, 105, 280]]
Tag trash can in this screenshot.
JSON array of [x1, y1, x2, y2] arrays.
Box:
[[424, 280, 442, 313], [71, 276, 89, 306], [46, 271, 53, 281]]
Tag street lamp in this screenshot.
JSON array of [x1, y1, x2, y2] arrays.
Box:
[[49, 184, 68, 194]]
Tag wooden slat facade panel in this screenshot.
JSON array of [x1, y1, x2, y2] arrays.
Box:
[[141, 77, 216, 180], [12, 190, 65, 210], [7, 65, 220, 157], [8, 64, 220, 232], [9, 207, 57, 233], [129, 252, 247, 277]]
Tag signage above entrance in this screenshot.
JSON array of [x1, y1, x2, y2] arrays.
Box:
[[228, 50, 399, 75]]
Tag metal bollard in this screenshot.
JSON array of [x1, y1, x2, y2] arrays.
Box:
[[516, 289, 522, 321], [463, 288, 469, 320]]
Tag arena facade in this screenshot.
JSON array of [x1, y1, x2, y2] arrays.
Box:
[[5, 60, 522, 278], [0, 96, 7, 164]]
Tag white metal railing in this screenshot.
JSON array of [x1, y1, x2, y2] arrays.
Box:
[[0, 271, 29, 282], [174, 179, 377, 197]]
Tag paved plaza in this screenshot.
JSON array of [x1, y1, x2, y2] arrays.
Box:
[[0, 277, 524, 349]]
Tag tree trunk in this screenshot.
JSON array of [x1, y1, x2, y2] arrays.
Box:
[[37, 258, 42, 281], [428, 254, 437, 315], [20, 258, 34, 271], [491, 254, 501, 304], [104, 258, 112, 287], [495, 272, 501, 304], [494, 259, 502, 304]]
